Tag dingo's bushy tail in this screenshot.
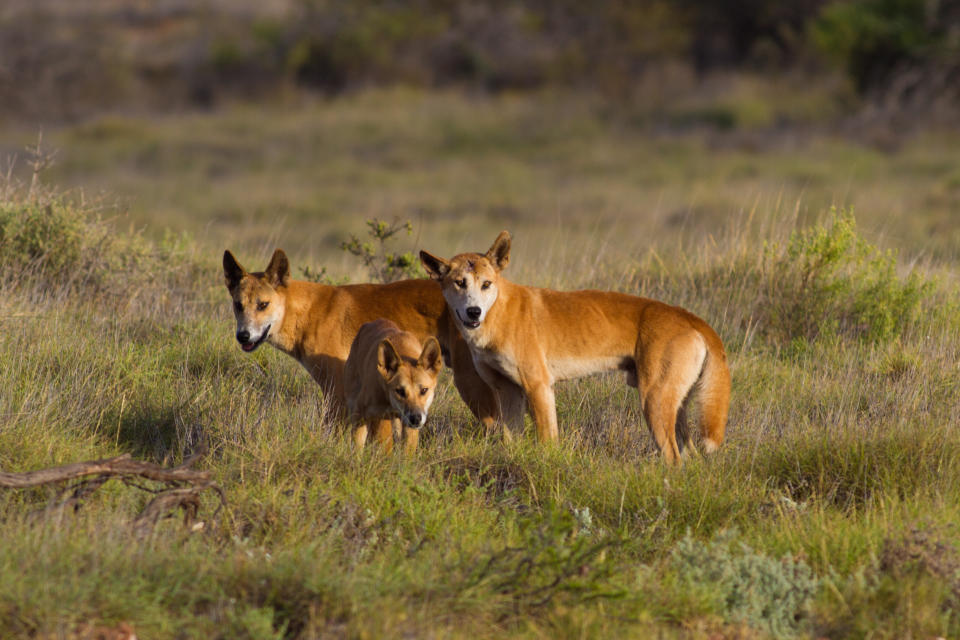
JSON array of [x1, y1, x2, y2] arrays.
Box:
[[684, 334, 730, 454]]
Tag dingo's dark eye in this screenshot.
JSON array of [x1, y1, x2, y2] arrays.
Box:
[[481, 281, 491, 290], [233, 301, 243, 313], [420, 387, 428, 396], [395, 388, 406, 398], [455, 279, 466, 289], [256, 301, 269, 311]]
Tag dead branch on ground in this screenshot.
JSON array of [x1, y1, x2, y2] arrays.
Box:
[[0, 453, 225, 534]]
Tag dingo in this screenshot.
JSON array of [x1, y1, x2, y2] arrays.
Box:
[[344, 319, 443, 454], [223, 249, 513, 433], [420, 231, 731, 463]]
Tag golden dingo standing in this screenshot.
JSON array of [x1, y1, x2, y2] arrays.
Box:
[[223, 249, 515, 435], [344, 319, 443, 454], [420, 231, 731, 463]]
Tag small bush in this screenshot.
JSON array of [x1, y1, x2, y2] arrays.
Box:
[[762, 208, 930, 346], [297, 264, 348, 285], [0, 200, 86, 278], [669, 530, 820, 638], [0, 186, 201, 303], [340, 218, 426, 283], [458, 506, 623, 617]]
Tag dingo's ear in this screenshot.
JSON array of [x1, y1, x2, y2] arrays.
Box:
[[377, 340, 401, 380], [418, 337, 442, 375], [223, 250, 246, 290], [265, 249, 290, 288], [420, 251, 451, 281], [485, 231, 511, 272]]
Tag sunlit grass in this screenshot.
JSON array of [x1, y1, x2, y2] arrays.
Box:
[[0, 94, 958, 637]]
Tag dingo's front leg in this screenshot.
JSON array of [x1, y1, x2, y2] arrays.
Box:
[[373, 417, 394, 453], [525, 382, 559, 443], [403, 425, 420, 455], [451, 336, 502, 430], [474, 360, 525, 440]]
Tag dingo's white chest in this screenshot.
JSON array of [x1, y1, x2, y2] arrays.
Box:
[[472, 346, 522, 384]]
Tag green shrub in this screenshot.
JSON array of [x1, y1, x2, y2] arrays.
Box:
[[458, 506, 624, 617], [0, 190, 202, 302], [340, 218, 426, 283], [762, 208, 930, 346], [0, 200, 86, 279], [669, 530, 820, 638]]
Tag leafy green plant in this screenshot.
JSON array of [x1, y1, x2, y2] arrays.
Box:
[[763, 208, 930, 346], [0, 172, 202, 300], [297, 264, 349, 285], [340, 218, 426, 283], [669, 530, 820, 638], [0, 200, 85, 278]]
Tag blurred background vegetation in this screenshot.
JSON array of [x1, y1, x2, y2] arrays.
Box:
[[1, 0, 959, 269], [1, 0, 958, 126]]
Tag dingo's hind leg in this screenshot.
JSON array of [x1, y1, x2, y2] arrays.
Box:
[[637, 331, 707, 464], [675, 405, 697, 458], [640, 384, 684, 463], [353, 423, 369, 449]]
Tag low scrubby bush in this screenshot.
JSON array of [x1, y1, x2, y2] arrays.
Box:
[[762, 209, 930, 346], [457, 506, 624, 618], [637, 208, 932, 350], [0, 200, 88, 280], [0, 189, 202, 304], [340, 218, 426, 283], [668, 530, 820, 638]]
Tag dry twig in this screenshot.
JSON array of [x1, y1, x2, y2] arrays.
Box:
[[0, 453, 225, 533]]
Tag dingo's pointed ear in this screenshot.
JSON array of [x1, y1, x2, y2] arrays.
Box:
[[485, 231, 511, 271], [265, 249, 290, 288], [418, 337, 442, 375], [420, 250, 451, 281], [223, 250, 246, 290], [377, 340, 401, 380]]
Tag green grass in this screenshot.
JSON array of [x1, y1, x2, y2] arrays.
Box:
[[5, 89, 959, 269], [0, 93, 959, 638]]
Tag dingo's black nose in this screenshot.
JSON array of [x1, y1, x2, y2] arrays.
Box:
[[465, 307, 481, 320], [236, 330, 250, 344], [405, 412, 425, 428]]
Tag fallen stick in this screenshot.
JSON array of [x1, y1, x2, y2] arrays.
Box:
[[0, 453, 226, 533]]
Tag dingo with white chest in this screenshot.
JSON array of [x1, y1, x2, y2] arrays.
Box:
[[420, 232, 731, 463]]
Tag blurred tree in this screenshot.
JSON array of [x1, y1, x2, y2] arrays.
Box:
[[679, 0, 828, 72], [812, 0, 960, 93]]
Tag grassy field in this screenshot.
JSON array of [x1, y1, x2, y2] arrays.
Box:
[[3, 89, 959, 267], [0, 92, 959, 638]]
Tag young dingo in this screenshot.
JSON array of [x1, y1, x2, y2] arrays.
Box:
[[223, 249, 516, 434], [420, 231, 731, 463], [344, 319, 443, 454]]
